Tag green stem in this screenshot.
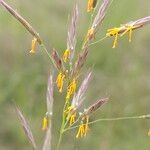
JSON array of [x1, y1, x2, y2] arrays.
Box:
[[56, 101, 68, 150], [56, 125, 64, 150], [40, 44, 59, 71], [64, 115, 148, 132], [88, 36, 107, 46]]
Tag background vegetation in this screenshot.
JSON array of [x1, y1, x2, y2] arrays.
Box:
[[0, 0, 149, 149]]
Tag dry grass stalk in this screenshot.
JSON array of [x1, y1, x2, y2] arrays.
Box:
[[0, 0, 42, 44], [42, 75, 54, 150], [15, 106, 37, 150], [83, 97, 109, 116], [67, 3, 79, 59]]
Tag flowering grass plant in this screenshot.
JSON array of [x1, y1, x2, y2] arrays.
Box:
[[0, 0, 150, 149]]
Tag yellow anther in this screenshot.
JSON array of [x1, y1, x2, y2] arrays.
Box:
[[63, 49, 70, 63], [106, 27, 121, 48], [121, 25, 134, 42], [66, 79, 77, 100], [56, 72, 65, 93], [76, 116, 89, 138], [69, 112, 76, 126], [76, 123, 85, 138], [84, 116, 89, 136], [42, 116, 49, 131], [64, 106, 76, 126], [87, 0, 96, 12], [30, 37, 37, 53], [64, 106, 74, 114]]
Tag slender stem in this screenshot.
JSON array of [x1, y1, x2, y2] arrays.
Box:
[[56, 126, 64, 150], [64, 115, 147, 132], [40, 44, 59, 71], [56, 101, 68, 150], [88, 36, 107, 46]]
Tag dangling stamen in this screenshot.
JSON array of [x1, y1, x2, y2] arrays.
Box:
[[113, 33, 119, 48], [30, 37, 37, 53], [42, 116, 49, 131], [76, 121, 85, 138], [84, 116, 89, 136]]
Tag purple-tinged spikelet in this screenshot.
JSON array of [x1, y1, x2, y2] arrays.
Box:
[[0, 0, 42, 44], [15, 106, 37, 150], [83, 97, 109, 116], [67, 3, 79, 60], [72, 71, 92, 109], [51, 50, 63, 71]]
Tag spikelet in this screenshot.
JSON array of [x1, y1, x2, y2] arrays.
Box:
[[72, 71, 92, 109], [15, 106, 37, 149], [83, 97, 109, 116], [106, 16, 150, 48], [66, 3, 79, 61], [51, 50, 63, 70], [92, 0, 110, 29]]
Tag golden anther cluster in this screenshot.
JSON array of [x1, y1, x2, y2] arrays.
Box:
[[64, 105, 77, 126], [106, 24, 135, 48], [76, 116, 89, 138], [56, 72, 65, 93], [87, 0, 95, 12], [66, 79, 77, 100], [63, 49, 71, 63]]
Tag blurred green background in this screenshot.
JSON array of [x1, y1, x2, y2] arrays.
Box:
[[0, 0, 150, 150]]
